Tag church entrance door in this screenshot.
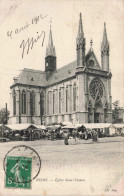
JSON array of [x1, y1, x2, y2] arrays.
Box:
[[94, 113, 99, 123]]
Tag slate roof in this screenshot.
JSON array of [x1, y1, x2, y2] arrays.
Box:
[[11, 51, 102, 89], [11, 61, 77, 88], [46, 61, 76, 86], [11, 68, 46, 87]]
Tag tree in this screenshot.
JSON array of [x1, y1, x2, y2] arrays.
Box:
[[112, 100, 120, 123], [0, 108, 10, 124]]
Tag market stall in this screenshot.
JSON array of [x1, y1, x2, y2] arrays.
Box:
[[5, 124, 37, 141], [114, 124, 124, 136], [82, 123, 116, 137]]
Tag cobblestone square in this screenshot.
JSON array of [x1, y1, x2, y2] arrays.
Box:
[[0, 137, 124, 195]]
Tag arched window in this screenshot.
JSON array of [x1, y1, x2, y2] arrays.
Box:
[[73, 83, 76, 111], [30, 91, 35, 116], [53, 91, 55, 114], [47, 92, 49, 115], [40, 92, 44, 115], [13, 90, 16, 115], [59, 88, 61, 114], [89, 77, 104, 109], [22, 90, 26, 114], [66, 86, 68, 112]]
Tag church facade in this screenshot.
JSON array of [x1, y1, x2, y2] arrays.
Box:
[[9, 13, 112, 125]]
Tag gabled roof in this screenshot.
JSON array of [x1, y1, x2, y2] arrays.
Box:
[[11, 61, 77, 88], [85, 49, 101, 70], [11, 51, 102, 89], [11, 68, 47, 87], [46, 61, 76, 86]]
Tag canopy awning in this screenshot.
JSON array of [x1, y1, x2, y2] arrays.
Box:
[[46, 125, 61, 130], [35, 125, 47, 130], [74, 124, 86, 129], [5, 124, 37, 131], [60, 121, 73, 126], [113, 124, 124, 128], [62, 124, 75, 129], [0, 124, 11, 131], [82, 123, 113, 129]]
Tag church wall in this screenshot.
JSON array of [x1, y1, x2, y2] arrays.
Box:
[[75, 72, 88, 123], [9, 72, 112, 125], [9, 116, 17, 124], [9, 85, 45, 125], [45, 77, 77, 125], [87, 74, 112, 123], [9, 90, 13, 122]]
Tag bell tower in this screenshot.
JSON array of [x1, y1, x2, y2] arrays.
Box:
[[76, 13, 86, 68], [45, 24, 56, 80], [101, 23, 109, 72]]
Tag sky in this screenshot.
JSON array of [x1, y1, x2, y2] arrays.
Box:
[[0, 0, 124, 110]]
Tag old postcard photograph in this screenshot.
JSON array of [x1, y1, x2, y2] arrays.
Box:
[[0, 0, 124, 195]]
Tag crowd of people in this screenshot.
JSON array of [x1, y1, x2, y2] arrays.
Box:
[[0, 124, 99, 144], [62, 129, 98, 145], [32, 128, 99, 145]]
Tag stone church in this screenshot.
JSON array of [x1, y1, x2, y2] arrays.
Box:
[[9, 13, 112, 125]]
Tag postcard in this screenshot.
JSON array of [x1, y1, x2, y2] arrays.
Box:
[[0, 0, 124, 195]]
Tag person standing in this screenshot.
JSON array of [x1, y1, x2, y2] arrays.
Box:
[[72, 129, 77, 143], [51, 130, 54, 140], [84, 130, 88, 140], [92, 129, 98, 142], [63, 130, 69, 145]]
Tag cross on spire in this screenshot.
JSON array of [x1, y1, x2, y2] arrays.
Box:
[[90, 39, 93, 47], [50, 18, 52, 29]]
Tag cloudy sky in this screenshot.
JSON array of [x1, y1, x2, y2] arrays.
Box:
[[0, 0, 124, 109]]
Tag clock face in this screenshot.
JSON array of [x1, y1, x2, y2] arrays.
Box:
[[89, 79, 103, 100]]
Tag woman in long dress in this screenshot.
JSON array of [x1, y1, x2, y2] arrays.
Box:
[[63, 130, 69, 145], [10, 160, 28, 182]]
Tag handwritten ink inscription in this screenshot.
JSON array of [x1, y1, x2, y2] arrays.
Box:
[[32, 14, 47, 24], [7, 14, 47, 58], [7, 14, 47, 39], [20, 31, 45, 59]]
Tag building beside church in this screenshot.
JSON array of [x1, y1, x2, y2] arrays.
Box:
[[9, 13, 112, 125]]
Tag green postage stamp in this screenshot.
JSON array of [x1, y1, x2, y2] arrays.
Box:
[[5, 156, 32, 189]]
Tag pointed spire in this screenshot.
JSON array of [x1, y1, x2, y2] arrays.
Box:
[[90, 38, 93, 51], [101, 22, 110, 71], [78, 13, 84, 37], [76, 13, 85, 45], [101, 22, 109, 53], [46, 23, 56, 57], [102, 23, 108, 44]]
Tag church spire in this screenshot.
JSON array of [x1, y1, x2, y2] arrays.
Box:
[[76, 13, 85, 67], [101, 22, 109, 71], [101, 22, 109, 54], [45, 23, 56, 79], [46, 24, 56, 57], [76, 13, 85, 45]]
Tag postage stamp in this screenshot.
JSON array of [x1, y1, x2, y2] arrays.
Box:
[[5, 156, 32, 189], [3, 145, 41, 189]]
